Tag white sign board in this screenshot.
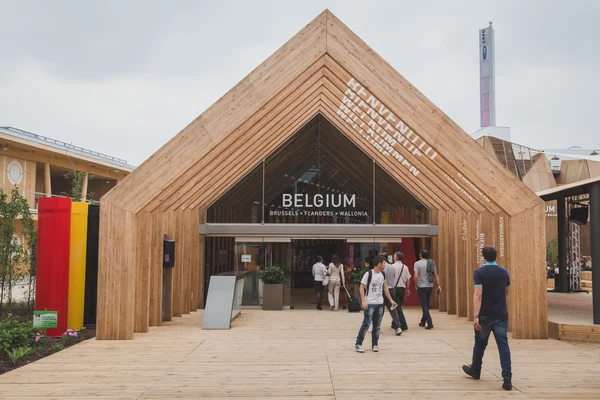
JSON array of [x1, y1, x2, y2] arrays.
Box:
[[241, 254, 251, 263]]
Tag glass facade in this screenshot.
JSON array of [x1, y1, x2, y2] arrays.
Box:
[[204, 114, 429, 307], [207, 115, 427, 225]]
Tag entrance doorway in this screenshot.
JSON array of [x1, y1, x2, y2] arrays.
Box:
[[288, 239, 421, 309], [229, 236, 425, 309], [291, 239, 344, 309]]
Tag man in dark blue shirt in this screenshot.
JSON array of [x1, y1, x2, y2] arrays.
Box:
[[462, 245, 512, 391]]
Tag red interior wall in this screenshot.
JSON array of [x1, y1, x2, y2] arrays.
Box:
[[399, 238, 419, 306], [392, 211, 420, 306]]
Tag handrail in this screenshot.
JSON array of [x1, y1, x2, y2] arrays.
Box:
[[0, 126, 130, 166], [0, 185, 70, 199], [0, 186, 85, 214]]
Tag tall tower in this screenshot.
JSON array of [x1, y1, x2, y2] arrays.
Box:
[[479, 22, 496, 127]]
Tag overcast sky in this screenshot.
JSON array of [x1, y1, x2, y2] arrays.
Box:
[[1, 0, 598, 166]]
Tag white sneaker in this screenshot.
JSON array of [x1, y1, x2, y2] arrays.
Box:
[[395, 328, 403, 336], [372, 345, 379, 352], [355, 344, 364, 353]]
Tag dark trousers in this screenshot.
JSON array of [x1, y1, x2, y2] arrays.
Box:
[[417, 287, 433, 327], [384, 288, 401, 329], [394, 288, 408, 330], [314, 281, 324, 308], [471, 318, 512, 379]]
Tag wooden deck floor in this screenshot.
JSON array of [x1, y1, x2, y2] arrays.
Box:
[[1, 308, 599, 399]]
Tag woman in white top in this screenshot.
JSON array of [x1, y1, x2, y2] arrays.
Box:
[[327, 254, 346, 311]]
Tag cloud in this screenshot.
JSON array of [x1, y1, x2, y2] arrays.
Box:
[[1, 0, 599, 166]]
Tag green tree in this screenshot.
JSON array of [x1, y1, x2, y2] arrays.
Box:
[[0, 188, 36, 311], [62, 171, 95, 202], [546, 238, 558, 266]]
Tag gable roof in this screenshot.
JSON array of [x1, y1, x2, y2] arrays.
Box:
[[102, 10, 541, 217]]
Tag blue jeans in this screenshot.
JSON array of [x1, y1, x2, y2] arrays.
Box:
[[471, 317, 512, 379], [355, 304, 384, 347]]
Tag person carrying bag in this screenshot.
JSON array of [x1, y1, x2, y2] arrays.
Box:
[[326, 254, 345, 311]]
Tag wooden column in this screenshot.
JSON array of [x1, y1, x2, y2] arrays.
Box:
[[445, 211, 458, 315], [81, 172, 89, 201], [509, 204, 548, 339], [134, 212, 151, 333], [590, 183, 600, 324], [148, 210, 164, 327], [96, 203, 137, 340], [44, 163, 52, 197]]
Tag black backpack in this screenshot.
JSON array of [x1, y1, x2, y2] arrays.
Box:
[[364, 269, 385, 296]]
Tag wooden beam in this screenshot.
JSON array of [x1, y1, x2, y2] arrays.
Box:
[[44, 163, 51, 197], [81, 173, 89, 201]]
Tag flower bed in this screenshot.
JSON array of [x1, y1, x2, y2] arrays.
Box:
[[0, 312, 95, 375]]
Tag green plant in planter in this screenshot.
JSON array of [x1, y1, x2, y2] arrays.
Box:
[[350, 270, 364, 285], [259, 266, 285, 284]]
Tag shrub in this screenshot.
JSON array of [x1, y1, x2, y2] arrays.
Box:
[[5, 346, 32, 364], [0, 314, 37, 352], [350, 270, 364, 285], [51, 343, 64, 352], [259, 266, 285, 284]]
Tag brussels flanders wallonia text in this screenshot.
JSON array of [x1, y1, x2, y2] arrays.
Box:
[[272, 193, 368, 217]]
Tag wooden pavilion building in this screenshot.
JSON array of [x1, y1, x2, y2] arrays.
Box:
[[97, 11, 547, 340]]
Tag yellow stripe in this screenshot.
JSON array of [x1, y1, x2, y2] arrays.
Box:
[[68, 202, 88, 331]]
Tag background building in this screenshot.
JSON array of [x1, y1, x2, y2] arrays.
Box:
[[476, 133, 599, 258], [1, 126, 134, 256]]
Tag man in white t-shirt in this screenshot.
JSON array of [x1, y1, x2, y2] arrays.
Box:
[[391, 251, 411, 331], [355, 255, 397, 353], [312, 256, 326, 310]]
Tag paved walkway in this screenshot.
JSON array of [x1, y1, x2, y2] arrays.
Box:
[[548, 291, 593, 325], [1, 308, 599, 399]]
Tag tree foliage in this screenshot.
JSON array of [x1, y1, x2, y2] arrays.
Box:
[[546, 238, 558, 266], [62, 170, 95, 202], [0, 188, 37, 311]]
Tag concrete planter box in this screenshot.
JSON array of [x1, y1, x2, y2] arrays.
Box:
[[262, 283, 283, 310]]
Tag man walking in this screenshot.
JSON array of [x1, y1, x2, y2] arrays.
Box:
[[462, 245, 512, 391], [413, 249, 441, 329], [391, 251, 411, 331], [381, 253, 403, 336], [312, 256, 326, 310], [355, 255, 397, 353]]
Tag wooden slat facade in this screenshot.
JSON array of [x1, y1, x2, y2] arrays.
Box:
[[97, 10, 547, 340]]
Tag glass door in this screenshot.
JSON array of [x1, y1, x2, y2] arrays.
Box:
[[235, 241, 264, 306], [265, 241, 293, 308]]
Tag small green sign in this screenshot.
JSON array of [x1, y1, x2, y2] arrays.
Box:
[[33, 310, 57, 329]]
